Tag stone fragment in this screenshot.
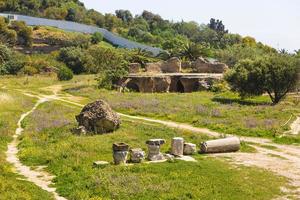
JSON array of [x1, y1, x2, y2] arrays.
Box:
[[76, 100, 121, 134], [113, 143, 129, 152], [93, 161, 109, 168], [113, 151, 128, 165], [146, 139, 166, 146], [183, 143, 197, 155], [164, 154, 175, 162], [130, 148, 145, 163], [161, 57, 181, 73], [73, 126, 87, 135], [113, 143, 129, 165], [145, 62, 162, 73], [171, 137, 184, 156], [191, 57, 228, 73], [146, 139, 166, 161]]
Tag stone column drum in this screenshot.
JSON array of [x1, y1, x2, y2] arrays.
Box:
[[183, 143, 197, 155], [130, 148, 145, 163], [146, 139, 166, 161], [171, 137, 184, 156], [113, 143, 129, 165]]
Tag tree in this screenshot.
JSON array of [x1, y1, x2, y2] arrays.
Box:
[[225, 55, 299, 104], [242, 36, 257, 47], [178, 42, 213, 61], [9, 21, 33, 47], [217, 44, 269, 67], [263, 55, 299, 104], [208, 18, 228, 35], [0, 17, 17, 45], [115, 10, 133, 24], [65, 8, 77, 21]]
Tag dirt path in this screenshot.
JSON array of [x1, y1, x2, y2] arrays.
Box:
[[15, 86, 300, 199], [290, 116, 300, 135], [6, 94, 67, 200]]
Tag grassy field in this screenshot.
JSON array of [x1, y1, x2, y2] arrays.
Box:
[[18, 100, 287, 200], [1, 74, 299, 144], [64, 77, 300, 143], [0, 89, 54, 200]]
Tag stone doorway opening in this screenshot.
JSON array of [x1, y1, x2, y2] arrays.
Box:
[[126, 81, 140, 92], [176, 80, 185, 93]]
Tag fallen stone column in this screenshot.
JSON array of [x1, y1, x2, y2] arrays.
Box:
[[113, 143, 129, 165], [146, 139, 165, 161], [171, 137, 184, 156], [200, 137, 240, 153]]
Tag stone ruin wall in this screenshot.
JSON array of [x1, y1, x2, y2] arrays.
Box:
[[121, 57, 228, 93]]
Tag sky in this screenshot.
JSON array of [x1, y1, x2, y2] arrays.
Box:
[[81, 0, 300, 52]]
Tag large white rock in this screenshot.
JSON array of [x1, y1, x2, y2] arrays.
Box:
[[171, 137, 184, 156]]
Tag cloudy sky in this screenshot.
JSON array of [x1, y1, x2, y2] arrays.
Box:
[[81, 0, 300, 52]]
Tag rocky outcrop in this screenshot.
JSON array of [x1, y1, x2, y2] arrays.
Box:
[[145, 62, 162, 73], [143, 57, 181, 74], [192, 57, 228, 73], [160, 57, 181, 73], [76, 100, 121, 134]]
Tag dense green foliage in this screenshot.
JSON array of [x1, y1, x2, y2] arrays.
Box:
[[9, 20, 33, 47], [90, 32, 103, 44], [0, 16, 33, 47], [0, 45, 25, 75], [225, 54, 299, 104], [57, 66, 73, 81], [0, 0, 272, 59]]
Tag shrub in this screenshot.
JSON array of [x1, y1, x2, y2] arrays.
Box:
[[57, 67, 73, 81], [210, 80, 229, 93], [58, 47, 88, 74], [9, 21, 33, 47], [0, 45, 12, 65], [91, 32, 103, 44], [21, 65, 39, 76]]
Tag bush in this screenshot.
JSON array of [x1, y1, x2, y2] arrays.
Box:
[[57, 67, 73, 81], [0, 45, 12, 65], [91, 32, 103, 44], [0, 46, 26, 75], [9, 21, 33, 47], [21, 65, 39, 76], [58, 47, 88, 74], [210, 80, 229, 93]]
